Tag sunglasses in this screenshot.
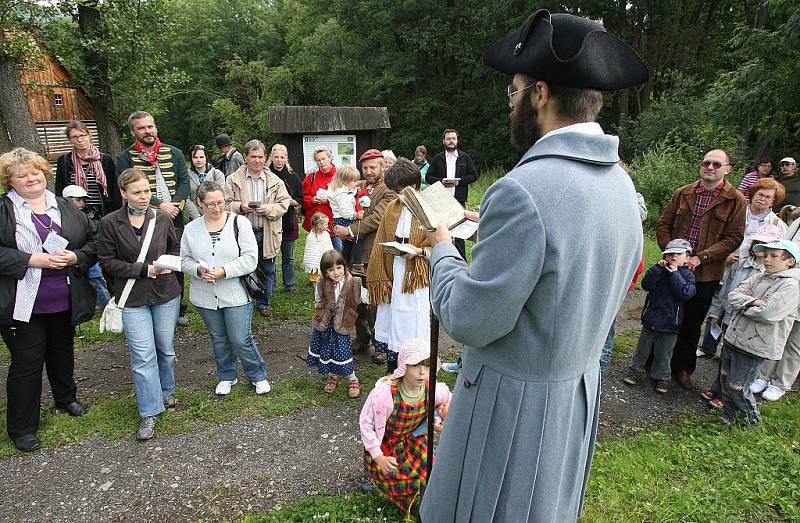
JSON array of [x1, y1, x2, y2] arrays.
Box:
[[700, 160, 728, 169], [192, 145, 205, 152]]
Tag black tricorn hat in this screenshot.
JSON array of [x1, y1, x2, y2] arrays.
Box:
[[483, 9, 649, 91]]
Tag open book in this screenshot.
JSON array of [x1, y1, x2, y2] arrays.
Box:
[[380, 242, 420, 257], [398, 182, 466, 232]]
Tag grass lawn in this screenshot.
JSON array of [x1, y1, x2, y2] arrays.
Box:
[[245, 391, 800, 522]]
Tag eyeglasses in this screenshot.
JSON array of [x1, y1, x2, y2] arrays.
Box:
[[752, 191, 774, 201], [780, 162, 795, 166], [192, 145, 205, 151], [700, 160, 728, 169], [203, 201, 225, 209], [507, 83, 536, 109], [69, 133, 89, 141]]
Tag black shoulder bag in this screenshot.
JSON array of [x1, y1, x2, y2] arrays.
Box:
[[231, 213, 268, 299]]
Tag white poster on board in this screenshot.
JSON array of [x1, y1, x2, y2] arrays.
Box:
[[302, 134, 357, 173]]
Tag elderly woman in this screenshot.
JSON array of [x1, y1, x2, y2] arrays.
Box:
[[730, 177, 787, 263], [181, 180, 270, 396], [301, 145, 339, 250], [0, 148, 97, 452], [367, 158, 431, 374], [97, 168, 181, 441], [55, 120, 121, 221], [185, 145, 225, 220]]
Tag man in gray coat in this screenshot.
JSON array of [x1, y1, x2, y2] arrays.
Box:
[[420, 10, 649, 522]]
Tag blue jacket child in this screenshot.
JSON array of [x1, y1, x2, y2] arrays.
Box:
[[640, 256, 698, 332]]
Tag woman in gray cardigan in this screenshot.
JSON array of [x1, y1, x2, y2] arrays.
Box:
[[185, 146, 225, 220], [180, 180, 270, 396]]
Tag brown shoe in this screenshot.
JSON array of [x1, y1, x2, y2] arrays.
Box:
[[257, 305, 272, 318], [348, 379, 361, 399], [323, 376, 338, 393], [675, 371, 694, 390]]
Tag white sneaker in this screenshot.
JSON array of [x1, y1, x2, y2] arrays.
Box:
[[441, 362, 461, 374], [749, 378, 769, 394], [254, 379, 271, 395], [762, 384, 786, 401], [215, 379, 237, 396]]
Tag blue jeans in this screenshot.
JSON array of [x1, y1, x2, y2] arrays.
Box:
[[122, 295, 180, 417], [197, 302, 267, 382], [720, 342, 763, 425], [254, 230, 277, 308], [280, 239, 296, 291], [698, 315, 724, 356], [89, 276, 111, 308], [331, 235, 343, 252], [600, 323, 615, 372]]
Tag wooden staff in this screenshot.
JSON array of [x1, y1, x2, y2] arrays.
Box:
[[426, 303, 440, 484]]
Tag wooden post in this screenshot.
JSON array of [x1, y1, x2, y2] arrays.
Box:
[[426, 308, 440, 485]]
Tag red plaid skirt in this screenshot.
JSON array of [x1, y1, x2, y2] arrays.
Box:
[[365, 383, 429, 512]]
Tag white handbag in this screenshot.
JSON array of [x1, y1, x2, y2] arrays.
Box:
[[99, 213, 157, 333]]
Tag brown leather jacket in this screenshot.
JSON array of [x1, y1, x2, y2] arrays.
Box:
[[656, 179, 746, 282], [349, 181, 397, 264]]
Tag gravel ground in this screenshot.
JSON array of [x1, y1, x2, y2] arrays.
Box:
[[0, 404, 363, 522]]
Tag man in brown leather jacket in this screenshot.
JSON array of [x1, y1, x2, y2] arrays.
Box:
[[656, 148, 746, 389], [333, 149, 397, 360]]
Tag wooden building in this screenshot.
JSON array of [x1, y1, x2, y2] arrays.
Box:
[[19, 40, 98, 162], [268, 106, 391, 176]]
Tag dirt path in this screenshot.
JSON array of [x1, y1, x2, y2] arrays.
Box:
[[0, 292, 742, 521]]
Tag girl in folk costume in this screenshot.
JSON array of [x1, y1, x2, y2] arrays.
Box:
[[301, 212, 334, 282], [367, 158, 431, 373], [306, 250, 364, 398], [359, 338, 451, 514]]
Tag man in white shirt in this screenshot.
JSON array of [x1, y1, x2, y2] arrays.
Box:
[[425, 128, 478, 259]]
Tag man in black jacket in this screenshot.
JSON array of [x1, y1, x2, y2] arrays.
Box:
[[425, 128, 478, 259]]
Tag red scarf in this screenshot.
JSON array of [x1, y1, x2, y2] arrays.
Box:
[[71, 145, 108, 196], [133, 138, 162, 165]]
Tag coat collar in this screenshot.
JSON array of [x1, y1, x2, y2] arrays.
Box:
[[679, 179, 738, 200], [515, 126, 620, 167]]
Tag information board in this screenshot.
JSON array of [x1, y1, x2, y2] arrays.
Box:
[[302, 134, 357, 173]]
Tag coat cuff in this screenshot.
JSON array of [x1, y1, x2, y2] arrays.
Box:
[[367, 446, 383, 459], [430, 243, 464, 274]]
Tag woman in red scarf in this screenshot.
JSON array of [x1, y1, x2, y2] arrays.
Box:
[[55, 121, 121, 221]]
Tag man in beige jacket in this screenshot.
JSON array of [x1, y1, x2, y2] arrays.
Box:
[[224, 140, 290, 317]]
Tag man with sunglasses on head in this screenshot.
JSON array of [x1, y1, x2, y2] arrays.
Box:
[[775, 157, 800, 207], [656, 149, 746, 390]]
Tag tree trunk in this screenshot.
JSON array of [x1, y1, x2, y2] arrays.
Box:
[[0, 54, 44, 155], [755, 0, 769, 29], [0, 114, 13, 153], [78, 1, 121, 157]]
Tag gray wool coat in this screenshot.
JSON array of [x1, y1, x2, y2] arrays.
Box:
[[420, 126, 643, 522]]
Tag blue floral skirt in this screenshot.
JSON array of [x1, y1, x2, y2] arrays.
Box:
[[307, 319, 354, 376]]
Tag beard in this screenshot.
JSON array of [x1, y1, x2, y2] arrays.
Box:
[[510, 99, 542, 151]]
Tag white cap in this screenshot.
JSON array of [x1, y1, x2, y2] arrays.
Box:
[[62, 185, 88, 198], [780, 157, 796, 164]]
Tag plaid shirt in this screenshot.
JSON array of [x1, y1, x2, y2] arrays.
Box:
[[685, 182, 723, 250]]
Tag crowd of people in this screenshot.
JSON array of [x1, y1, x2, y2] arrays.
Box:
[[0, 115, 480, 510], [2, 112, 800, 509], [620, 149, 800, 429]]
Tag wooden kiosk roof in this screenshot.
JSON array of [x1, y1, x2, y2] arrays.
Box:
[[269, 106, 391, 134]]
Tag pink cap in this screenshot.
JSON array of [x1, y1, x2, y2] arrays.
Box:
[[391, 338, 439, 379], [750, 224, 785, 244]]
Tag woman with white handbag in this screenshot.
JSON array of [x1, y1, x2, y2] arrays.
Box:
[[0, 148, 97, 453], [97, 168, 181, 441]]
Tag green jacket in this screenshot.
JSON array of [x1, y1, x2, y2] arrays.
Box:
[[116, 143, 189, 207]]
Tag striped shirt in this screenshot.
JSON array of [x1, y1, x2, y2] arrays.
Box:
[[71, 163, 103, 218], [246, 171, 266, 231], [8, 190, 63, 322]]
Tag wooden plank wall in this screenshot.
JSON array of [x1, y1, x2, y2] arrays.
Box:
[[20, 52, 95, 122], [36, 120, 100, 164]]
